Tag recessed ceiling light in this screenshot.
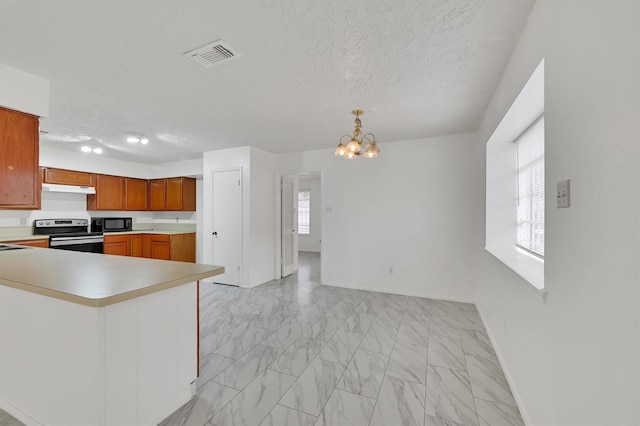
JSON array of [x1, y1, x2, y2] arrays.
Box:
[[81, 146, 92, 153], [93, 148, 103, 154], [127, 137, 140, 143], [140, 138, 149, 145]]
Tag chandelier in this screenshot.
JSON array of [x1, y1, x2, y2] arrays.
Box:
[[334, 109, 380, 159]]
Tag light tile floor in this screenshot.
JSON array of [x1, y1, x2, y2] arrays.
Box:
[[160, 252, 524, 426], [0, 252, 524, 426]]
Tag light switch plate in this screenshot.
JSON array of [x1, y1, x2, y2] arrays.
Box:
[[557, 179, 570, 208]]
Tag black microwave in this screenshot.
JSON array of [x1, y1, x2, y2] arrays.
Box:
[[91, 217, 133, 233]]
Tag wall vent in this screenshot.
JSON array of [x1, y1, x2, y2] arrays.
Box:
[[184, 40, 241, 68]]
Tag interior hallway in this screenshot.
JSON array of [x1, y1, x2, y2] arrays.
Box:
[[159, 251, 522, 426]]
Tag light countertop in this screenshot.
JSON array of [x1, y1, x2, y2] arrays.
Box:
[[0, 247, 224, 307]]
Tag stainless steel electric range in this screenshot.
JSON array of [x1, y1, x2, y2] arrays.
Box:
[[34, 219, 104, 253]]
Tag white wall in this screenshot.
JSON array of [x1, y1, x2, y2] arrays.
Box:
[[249, 147, 276, 286], [474, 1, 640, 425], [0, 62, 49, 117], [277, 133, 478, 302], [202, 147, 252, 286], [298, 176, 321, 252]]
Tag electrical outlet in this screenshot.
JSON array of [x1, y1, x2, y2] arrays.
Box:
[[388, 267, 393, 275], [557, 179, 570, 208], [20, 217, 26, 225], [133, 217, 137, 223]]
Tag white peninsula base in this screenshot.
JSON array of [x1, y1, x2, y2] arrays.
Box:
[[0, 282, 197, 426]]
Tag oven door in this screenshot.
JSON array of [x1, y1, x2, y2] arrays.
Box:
[[49, 236, 104, 253]]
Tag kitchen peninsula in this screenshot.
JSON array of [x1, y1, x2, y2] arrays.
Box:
[[0, 247, 224, 426]]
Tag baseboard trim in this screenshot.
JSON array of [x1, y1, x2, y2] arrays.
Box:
[[321, 281, 475, 304], [0, 395, 45, 426], [476, 307, 531, 426]]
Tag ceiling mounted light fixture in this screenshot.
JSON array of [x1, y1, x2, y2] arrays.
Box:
[[334, 109, 380, 159], [127, 136, 150, 145], [81, 146, 102, 154]]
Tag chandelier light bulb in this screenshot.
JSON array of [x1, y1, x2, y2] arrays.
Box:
[[140, 138, 149, 145], [334, 143, 346, 156]]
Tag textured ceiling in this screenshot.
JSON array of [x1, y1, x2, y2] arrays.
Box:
[[0, 0, 534, 164]]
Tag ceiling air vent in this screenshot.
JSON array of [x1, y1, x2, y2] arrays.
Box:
[[184, 40, 241, 68]]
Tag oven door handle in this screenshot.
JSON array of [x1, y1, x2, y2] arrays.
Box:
[[50, 237, 104, 246]]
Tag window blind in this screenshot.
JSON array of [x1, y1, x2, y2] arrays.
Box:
[[298, 190, 310, 235], [516, 116, 545, 257]]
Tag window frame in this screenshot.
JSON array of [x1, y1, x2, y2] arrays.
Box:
[[515, 114, 545, 258], [297, 189, 311, 236]]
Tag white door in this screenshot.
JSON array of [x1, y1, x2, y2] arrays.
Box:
[[212, 169, 242, 286], [281, 175, 298, 277]]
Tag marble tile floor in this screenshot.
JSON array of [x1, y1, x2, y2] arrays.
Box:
[[158, 251, 524, 426], [0, 252, 523, 426]]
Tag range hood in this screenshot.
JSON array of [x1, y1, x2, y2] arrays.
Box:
[[42, 183, 96, 194]]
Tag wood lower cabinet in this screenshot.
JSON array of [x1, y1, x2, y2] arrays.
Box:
[[124, 178, 147, 211], [149, 234, 171, 260], [43, 168, 95, 187], [3, 238, 49, 248], [87, 174, 124, 210], [103, 233, 195, 262], [0, 107, 40, 209], [103, 234, 129, 256], [130, 234, 144, 257], [148, 234, 195, 262]]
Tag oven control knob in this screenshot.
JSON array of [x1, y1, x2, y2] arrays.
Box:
[[45, 221, 50, 225]]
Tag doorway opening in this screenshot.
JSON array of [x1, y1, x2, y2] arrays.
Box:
[[278, 170, 323, 286]]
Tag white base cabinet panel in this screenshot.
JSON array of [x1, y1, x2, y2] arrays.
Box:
[[0, 282, 197, 426]]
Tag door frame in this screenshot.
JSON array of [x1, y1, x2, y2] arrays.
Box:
[[273, 168, 325, 285], [207, 167, 244, 286], [281, 175, 298, 277]]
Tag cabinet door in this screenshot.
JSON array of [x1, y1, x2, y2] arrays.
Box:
[[5, 239, 49, 248], [0, 107, 40, 209], [142, 235, 151, 258], [88, 174, 124, 210], [104, 234, 129, 256], [43, 168, 95, 187], [125, 178, 147, 211], [130, 234, 144, 257], [150, 235, 171, 260], [166, 177, 196, 211], [169, 233, 196, 263], [149, 179, 166, 211]]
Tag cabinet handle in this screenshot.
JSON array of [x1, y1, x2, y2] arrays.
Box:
[[212, 232, 218, 236]]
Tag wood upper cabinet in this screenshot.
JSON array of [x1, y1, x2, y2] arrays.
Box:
[[43, 168, 95, 187], [124, 178, 147, 211], [103, 234, 129, 256], [166, 177, 196, 211], [0, 107, 40, 209], [87, 174, 124, 210], [148, 179, 166, 211]]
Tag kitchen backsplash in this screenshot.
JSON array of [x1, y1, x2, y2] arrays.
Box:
[[0, 192, 196, 230]]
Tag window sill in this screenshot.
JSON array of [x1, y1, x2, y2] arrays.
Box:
[[485, 245, 546, 302]]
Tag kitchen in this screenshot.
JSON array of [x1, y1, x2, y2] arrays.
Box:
[[0, 62, 226, 425]]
